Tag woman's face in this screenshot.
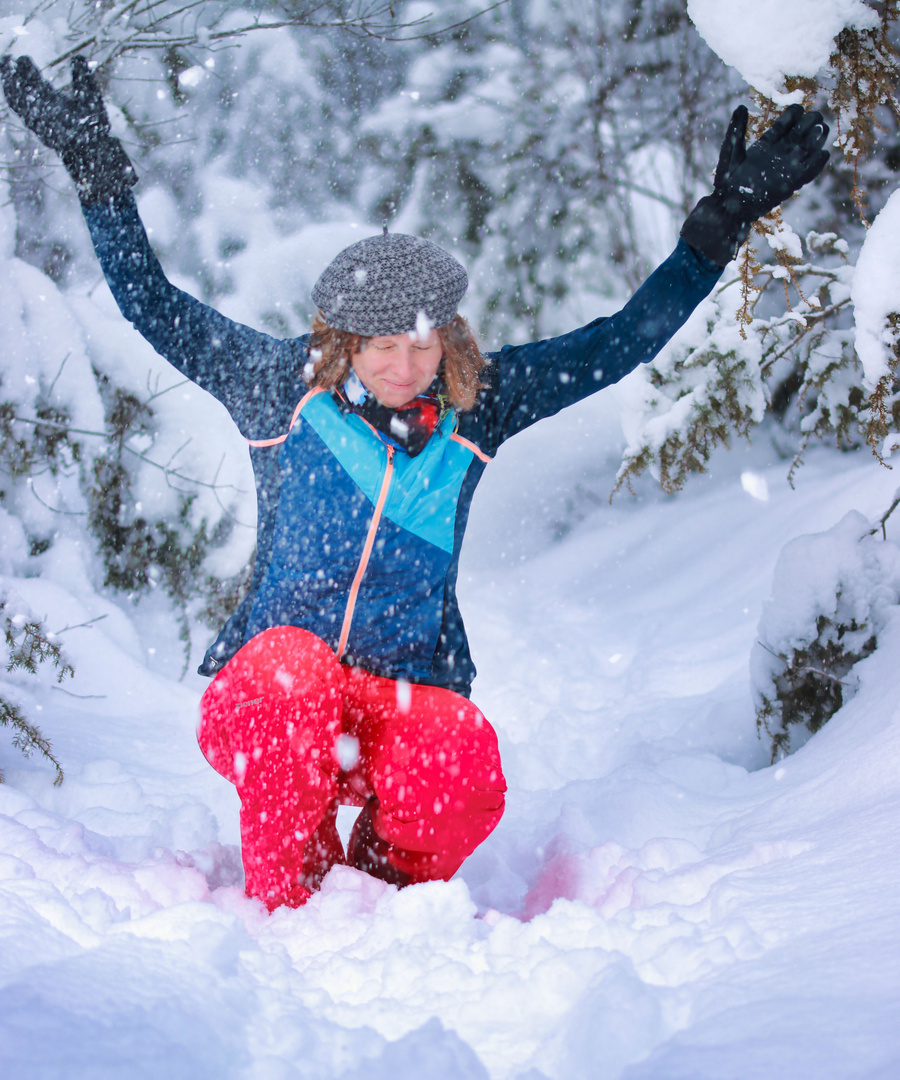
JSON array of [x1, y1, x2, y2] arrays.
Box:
[[351, 330, 442, 408]]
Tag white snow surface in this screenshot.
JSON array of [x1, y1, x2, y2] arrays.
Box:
[[687, 0, 878, 100], [853, 188, 900, 397], [3, 409, 900, 1077]]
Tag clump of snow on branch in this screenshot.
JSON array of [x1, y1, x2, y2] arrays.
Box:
[[686, 0, 878, 101], [613, 226, 874, 494], [852, 188, 900, 391]]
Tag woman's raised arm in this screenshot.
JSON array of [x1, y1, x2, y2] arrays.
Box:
[[2, 54, 305, 438], [81, 190, 305, 435], [467, 102, 830, 452]]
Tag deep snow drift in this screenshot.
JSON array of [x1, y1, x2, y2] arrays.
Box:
[[2, 397, 899, 1078]]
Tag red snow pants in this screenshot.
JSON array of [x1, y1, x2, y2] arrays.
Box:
[[197, 626, 506, 910]]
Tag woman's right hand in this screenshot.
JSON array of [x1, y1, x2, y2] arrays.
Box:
[[1, 54, 136, 203]]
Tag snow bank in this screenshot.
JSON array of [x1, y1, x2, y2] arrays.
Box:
[[687, 0, 878, 100], [4, 440, 900, 1079]]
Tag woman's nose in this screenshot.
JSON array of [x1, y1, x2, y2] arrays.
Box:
[[390, 345, 414, 374]]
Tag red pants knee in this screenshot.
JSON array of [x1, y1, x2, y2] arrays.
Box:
[[198, 627, 345, 909], [341, 670, 506, 882], [198, 627, 506, 907]]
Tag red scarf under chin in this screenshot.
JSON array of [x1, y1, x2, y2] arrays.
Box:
[[333, 375, 447, 457]]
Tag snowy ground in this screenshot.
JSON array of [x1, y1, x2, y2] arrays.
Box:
[[2, 392, 900, 1079]]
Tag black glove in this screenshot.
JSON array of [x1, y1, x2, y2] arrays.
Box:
[[681, 104, 830, 267], [1, 54, 137, 205]]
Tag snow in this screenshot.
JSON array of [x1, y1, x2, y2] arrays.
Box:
[[853, 189, 900, 397], [3, 416, 900, 1077], [687, 0, 878, 101]]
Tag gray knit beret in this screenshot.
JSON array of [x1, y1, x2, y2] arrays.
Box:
[[312, 232, 468, 336]]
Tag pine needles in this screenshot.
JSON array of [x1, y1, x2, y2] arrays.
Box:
[[756, 614, 877, 762], [830, 1, 900, 221], [1, 599, 72, 785]]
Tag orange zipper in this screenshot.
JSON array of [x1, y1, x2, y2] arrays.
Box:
[[337, 444, 394, 658]]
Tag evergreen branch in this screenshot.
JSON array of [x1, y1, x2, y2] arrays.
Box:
[[5, 614, 75, 683], [0, 697, 64, 786], [1, 597, 73, 785], [758, 298, 852, 376], [8, 413, 249, 508]]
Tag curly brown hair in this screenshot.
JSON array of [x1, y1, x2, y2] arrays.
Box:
[[307, 312, 488, 411]]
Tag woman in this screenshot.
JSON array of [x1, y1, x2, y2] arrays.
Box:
[[2, 55, 829, 910]]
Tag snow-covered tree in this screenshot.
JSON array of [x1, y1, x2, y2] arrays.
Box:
[[617, 0, 900, 495], [752, 505, 900, 760]]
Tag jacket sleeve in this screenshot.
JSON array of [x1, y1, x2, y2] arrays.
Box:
[[468, 239, 723, 452], [81, 191, 307, 438]]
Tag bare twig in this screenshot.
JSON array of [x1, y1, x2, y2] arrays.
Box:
[[26, 477, 86, 516], [868, 491, 900, 539], [48, 1, 510, 68], [53, 614, 109, 635], [757, 640, 787, 665], [50, 686, 107, 699], [144, 375, 190, 404], [46, 353, 72, 400], [796, 666, 854, 687], [9, 413, 250, 511]]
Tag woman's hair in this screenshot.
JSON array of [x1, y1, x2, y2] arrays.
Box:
[[307, 312, 488, 411]]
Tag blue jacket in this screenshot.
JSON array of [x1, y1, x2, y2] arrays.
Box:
[[84, 193, 721, 695]]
